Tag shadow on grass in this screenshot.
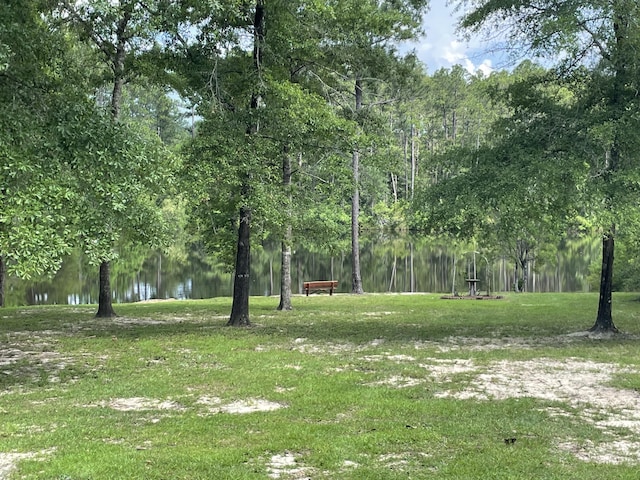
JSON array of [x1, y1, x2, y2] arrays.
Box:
[[1, 293, 637, 346]]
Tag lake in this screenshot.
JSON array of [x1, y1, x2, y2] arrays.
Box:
[[4, 235, 601, 306]]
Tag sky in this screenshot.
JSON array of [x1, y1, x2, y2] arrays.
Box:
[[404, 3, 497, 76]]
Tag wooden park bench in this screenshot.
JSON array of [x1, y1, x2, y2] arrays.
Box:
[[303, 280, 338, 296]]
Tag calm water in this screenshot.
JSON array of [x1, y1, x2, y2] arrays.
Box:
[[5, 236, 601, 306]]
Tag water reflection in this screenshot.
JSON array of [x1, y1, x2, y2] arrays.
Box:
[[5, 236, 601, 306]]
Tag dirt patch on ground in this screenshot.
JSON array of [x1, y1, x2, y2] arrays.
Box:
[[434, 358, 638, 406], [0, 453, 33, 479], [266, 452, 313, 479], [0, 345, 71, 387], [96, 397, 187, 412], [366, 375, 424, 388], [289, 339, 384, 355], [354, 350, 640, 464], [288, 333, 606, 356], [413, 335, 586, 352], [82, 396, 286, 416], [430, 357, 640, 464], [0, 449, 54, 479], [195, 396, 288, 415]]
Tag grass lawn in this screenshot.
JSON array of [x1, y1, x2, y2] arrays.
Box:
[[1, 292, 640, 479]]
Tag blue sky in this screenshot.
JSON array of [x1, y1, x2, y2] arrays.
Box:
[[403, 3, 497, 75]]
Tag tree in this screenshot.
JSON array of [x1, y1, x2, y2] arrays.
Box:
[[226, 0, 265, 326], [0, 0, 82, 306], [454, 0, 640, 331], [181, 1, 355, 322], [56, 0, 176, 317], [120, 84, 190, 148], [180, 0, 270, 326], [315, 0, 430, 294], [411, 61, 585, 292]]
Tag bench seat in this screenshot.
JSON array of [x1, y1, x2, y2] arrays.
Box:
[[303, 280, 338, 296]]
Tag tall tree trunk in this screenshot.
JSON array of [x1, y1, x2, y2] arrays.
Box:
[[111, 73, 125, 120], [278, 237, 292, 311], [278, 147, 293, 311], [109, 6, 130, 119], [0, 255, 6, 307], [228, 0, 265, 325], [228, 206, 251, 326], [442, 106, 448, 139], [96, 261, 116, 317], [518, 241, 529, 293], [521, 259, 528, 293], [451, 254, 457, 295], [403, 131, 409, 197], [591, 229, 618, 332], [590, 7, 628, 333], [351, 77, 364, 294], [390, 173, 398, 202], [410, 123, 416, 199]]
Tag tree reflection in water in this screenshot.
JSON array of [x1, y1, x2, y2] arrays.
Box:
[[6, 236, 600, 306]]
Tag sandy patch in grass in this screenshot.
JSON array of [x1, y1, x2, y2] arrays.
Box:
[[85, 396, 286, 416], [432, 357, 640, 464], [0, 347, 65, 367], [266, 452, 313, 479], [366, 375, 423, 388], [419, 358, 477, 380], [0, 453, 34, 479], [95, 397, 186, 412], [290, 338, 386, 355], [291, 342, 358, 355], [557, 439, 640, 465], [413, 335, 587, 353], [290, 334, 593, 357], [435, 358, 638, 408], [0, 449, 54, 479], [197, 396, 287, 415], [360, 354, 416, 362], [217, 398, 286, 414], [0, 345, 72, 386], [360, 352, 640, 464], [363, 357, 475, 388], [92, 314, 228, 328]]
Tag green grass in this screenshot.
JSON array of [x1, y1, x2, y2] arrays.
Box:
[[1, 292, 640, 479]]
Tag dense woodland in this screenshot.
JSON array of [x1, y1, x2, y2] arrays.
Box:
[[1, 1, 640, 332]]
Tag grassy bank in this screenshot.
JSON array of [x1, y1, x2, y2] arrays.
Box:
[[1, 292, 640, 479]]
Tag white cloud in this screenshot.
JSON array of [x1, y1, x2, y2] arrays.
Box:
[[401, 3, 497, 75], [475, 59, 494, 76], [442, 40, 467, 64]]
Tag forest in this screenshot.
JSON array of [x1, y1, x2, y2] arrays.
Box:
[[1, 1, 640, 332]]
